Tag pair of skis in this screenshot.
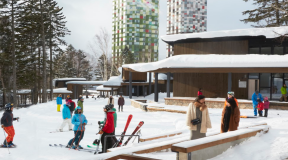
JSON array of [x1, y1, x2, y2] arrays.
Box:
[[113, 114, 144, 148]]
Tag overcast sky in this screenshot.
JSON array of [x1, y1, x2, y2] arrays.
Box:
[[56, 0, 255, 60]]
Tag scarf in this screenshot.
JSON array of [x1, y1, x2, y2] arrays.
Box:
[[194, 101, 207, 111]]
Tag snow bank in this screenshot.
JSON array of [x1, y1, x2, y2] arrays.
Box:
[[122, 54, 288, 72], [161, 26, 288, 42]]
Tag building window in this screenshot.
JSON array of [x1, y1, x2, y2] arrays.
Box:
[[249, 48, 259, 54], [274, 47, 284, 55], [249, 73, 259, 79], [261, 47, 271, 55]]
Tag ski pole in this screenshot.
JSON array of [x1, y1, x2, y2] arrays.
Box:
[[2, 128, 10, 154], [76, 124, 85, 149]]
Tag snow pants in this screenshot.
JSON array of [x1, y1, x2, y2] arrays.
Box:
[[258, 110, 263, 116], [101, 132, 114, 153], [57, 104, 61, 112], [4, 126, 15, 143], [264, 109, 268, 117], [253, 104, 258, 116], [68, 131, 84, 146], [59, 119, 72, 130]]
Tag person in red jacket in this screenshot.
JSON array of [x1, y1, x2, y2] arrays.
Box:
[[98, 105, 115, 153], [257, 99, 264, 117], [197, 88, 203, 96]]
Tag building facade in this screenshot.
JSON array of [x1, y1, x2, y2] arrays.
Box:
[[167, 0, 207, 57], [112, 0, 159, 66]]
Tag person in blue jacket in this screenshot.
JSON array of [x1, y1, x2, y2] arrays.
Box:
[[66, 106, 87, 149], [56, 94, 62, 112], [252, 91, 264, 116], [59, 103, 72, 132]]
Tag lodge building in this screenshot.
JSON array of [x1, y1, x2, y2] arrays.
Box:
[[122, 27, 288, 101]]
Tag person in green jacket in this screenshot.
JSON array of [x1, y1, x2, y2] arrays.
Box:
[[280, 84, 287, 102], [77, 97, 84, 113]]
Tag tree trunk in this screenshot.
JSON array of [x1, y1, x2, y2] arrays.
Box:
[[49, 13, 53, 101], [38, 47, 41, 103], [274, 0, 280, 26], [40, 0, 47, 103], [103, 55, 108, 81], [11, 0, 17, 107]]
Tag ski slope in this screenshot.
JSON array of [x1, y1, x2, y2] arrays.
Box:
[[0, 95, 287, 160]]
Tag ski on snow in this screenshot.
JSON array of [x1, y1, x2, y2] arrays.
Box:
[[48, 144, 99, 153], [122, 121, 144, 146], [93, 117, 107, 155], [112, 114, 133, 148], [0, 144, 17, 148]]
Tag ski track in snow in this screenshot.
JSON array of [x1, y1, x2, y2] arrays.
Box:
[[0, 94, 287, 160]]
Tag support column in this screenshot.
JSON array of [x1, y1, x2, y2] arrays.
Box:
[[137, 85, 139, 97], [154, 72, 158, 102], [111, 88, 114, 96], [129, 71, 132, 99], [228, 73, 232, 92], [149, 72, 152, 95], [167, 72, 171, 98], [143, 85, 145, 97]]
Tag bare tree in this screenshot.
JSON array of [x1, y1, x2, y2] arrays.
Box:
[[90, 28, 111, 81]]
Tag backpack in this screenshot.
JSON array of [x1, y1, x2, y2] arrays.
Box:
[[70, 101, 76, 112]]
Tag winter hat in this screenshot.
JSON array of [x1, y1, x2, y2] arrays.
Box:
[[257, 99, 262, 103], [198, 95, 205, 100], [264, 97, 268, 101], [103, 105, 112, 111], [227, 91, 235, 97], [255, 91, 259, 94]]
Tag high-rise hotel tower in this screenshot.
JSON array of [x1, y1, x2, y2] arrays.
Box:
[[167, 0, 207, 57], [112, 0, 159, 66]]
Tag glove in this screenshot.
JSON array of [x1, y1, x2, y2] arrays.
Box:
[[98, 121, 101, 125], [98, 130, 104, 134], [1, 125, 3, 128]]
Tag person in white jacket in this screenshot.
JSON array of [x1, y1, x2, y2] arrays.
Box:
[[186, 95, 212, 140]]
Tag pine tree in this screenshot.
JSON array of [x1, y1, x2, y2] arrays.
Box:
[[123, 46, 135, 64], [241, 0, 288, 27]]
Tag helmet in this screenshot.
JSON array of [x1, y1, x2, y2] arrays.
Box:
[[5, 103, 14, 111], [76, 106, 81, 110], [103, 105, 112, 111]]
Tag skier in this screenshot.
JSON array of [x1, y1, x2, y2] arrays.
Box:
[[66, 106, 87, 149], [77, 97, 84, 113], [108, 96, 114, 105], [252, 91, 264, 116], [56, 94, 62, 112], [59, 102, 72, 132], [98, 105, 115, 153], [1, 103, 19, 147], [118, 95, 125, 112], [77, 95, 82, 103]]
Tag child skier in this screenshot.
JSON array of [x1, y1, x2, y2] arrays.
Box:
[[264, 97, 270, 117], [1, 103, 19, 147], [66, 106, 87, 149], [257, 99, 264, 117], [59, 102, 72, 132], [98, 105, 115, 153]]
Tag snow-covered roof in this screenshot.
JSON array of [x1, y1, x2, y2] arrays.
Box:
[[96, 85, 116, 91], [156, 73, 173, 80], [66, 81, 106, 85], [122, 54, 288, 72], [53, 88, 72, 94], [103, 76, 123, 87], [161, 26, 288, 43], [53, 78, 86, 81]]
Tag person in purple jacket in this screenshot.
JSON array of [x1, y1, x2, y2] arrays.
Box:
[[118, 95, 125, 112], [263, 97, 270, 117]]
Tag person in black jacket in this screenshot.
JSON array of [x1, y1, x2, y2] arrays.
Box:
[[1, 103, 19, 147]]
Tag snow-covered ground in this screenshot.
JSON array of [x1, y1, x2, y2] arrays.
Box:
[[0, 94, 287, 160]]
